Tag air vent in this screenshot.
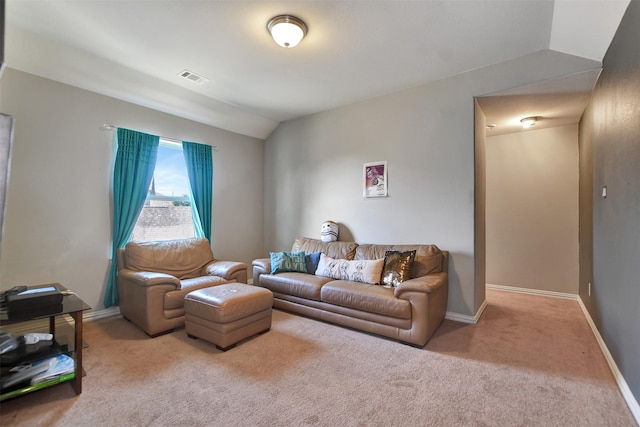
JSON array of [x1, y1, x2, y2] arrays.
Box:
[[178, 69, 209, 84]]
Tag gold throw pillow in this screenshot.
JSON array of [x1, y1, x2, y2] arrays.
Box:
[[381, 250, 416, 287]]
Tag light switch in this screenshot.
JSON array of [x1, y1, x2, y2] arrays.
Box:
[[602, 186, 607, 199]]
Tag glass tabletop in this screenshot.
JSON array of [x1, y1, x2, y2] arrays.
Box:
[[0, 283, 91, 324]]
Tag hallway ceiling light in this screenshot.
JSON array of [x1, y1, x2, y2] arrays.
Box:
[[520, 116, 538, 128], [267, 15, 307, 48]]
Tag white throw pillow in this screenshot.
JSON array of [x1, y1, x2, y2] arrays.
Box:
[[315, 254, 384, 285]]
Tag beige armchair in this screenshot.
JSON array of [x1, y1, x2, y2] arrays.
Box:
[[117, 238, 247, 337]]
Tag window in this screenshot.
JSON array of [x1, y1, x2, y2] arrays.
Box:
[[130, 140, 195, 241]]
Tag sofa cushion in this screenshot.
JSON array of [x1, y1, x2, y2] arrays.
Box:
[[164, 276, 229, 310], [270, 251, 307, 274], [305, 252, 322, 274], [125, 238, 214, 279], [320, 281, 411, 319], [315, 254, 384, 285], [260, 272, 334, 301], [292, 237, 358, 260], [355, 244, 443, 277], [381, 250, 416, 287]]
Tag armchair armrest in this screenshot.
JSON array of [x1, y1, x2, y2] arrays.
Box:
[[203, 260, 248, 284], [393, 272, 447, 298], [118, 269, 181, 288], [117, 268, 181, 337], [251, 258, 271, 286]]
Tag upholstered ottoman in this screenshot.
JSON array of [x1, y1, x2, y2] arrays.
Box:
[[184, 283, 273, 351]]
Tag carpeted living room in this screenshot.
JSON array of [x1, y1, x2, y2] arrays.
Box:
[[1, 1, 639, 426], [0, 289, 637, 425]]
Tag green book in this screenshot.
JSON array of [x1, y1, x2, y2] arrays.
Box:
[[0, 372, 75, 401]]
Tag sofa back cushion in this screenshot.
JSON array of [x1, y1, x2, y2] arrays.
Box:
[[292, 237, 358, 260], [355, 244, 443, 277], [124, 238, 214, 279]]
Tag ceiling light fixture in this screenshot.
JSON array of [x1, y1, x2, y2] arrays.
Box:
[[520, 116, 538, 128], [267, 15, 307, 48]]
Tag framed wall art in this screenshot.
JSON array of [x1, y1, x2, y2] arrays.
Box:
[[363, 161, 387, 198]]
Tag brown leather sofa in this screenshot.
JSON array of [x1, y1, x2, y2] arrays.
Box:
[[252, 237, 448, 347], [117, 238, 248, 337]]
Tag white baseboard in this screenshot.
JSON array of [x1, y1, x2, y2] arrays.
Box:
[[486, 283, 576, 300], [84, 306, 122, 321], [445, 298, 487, 324], [487, 283, 640, 425], [3, 307, 122, 335], [576, 297, 640, 425]]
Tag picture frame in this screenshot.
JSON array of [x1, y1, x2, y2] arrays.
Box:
[[363, 161, 387, 198]]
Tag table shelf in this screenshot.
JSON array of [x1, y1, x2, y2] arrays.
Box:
[[0, 283, 91, 401]]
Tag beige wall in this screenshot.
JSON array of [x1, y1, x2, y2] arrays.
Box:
[[486, 124, 579, 294], [474, 100, 487, 311], [265, 51, 599, 318], [0, 68, 265, 311]]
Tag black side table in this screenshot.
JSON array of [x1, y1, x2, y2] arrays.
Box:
[[0, 283, 91, 400]]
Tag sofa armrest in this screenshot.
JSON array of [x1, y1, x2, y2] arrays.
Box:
[[203, 260, 248, 284], [118, 269, 181, 288], [393, 272, 447, 297], [251, 258, 271, 285]]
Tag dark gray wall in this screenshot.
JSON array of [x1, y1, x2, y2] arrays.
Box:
[[579, 0, 640, 402]]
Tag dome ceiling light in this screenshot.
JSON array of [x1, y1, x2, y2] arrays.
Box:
[[267, 15, 307, 48], [520, 116, 538, 128]]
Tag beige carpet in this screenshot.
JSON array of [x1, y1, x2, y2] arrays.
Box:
[[0, 289, 636, 426]]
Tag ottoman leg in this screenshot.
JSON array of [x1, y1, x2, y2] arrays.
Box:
[[216, 343, 236, 352]]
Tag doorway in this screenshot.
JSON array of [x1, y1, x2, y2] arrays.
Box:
[[474, 70, 600, 304]]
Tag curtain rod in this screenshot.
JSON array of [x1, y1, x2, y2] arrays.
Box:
[[99, 124, 219, 151]]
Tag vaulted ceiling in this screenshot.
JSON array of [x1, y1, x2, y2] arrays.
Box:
[[5, 1, 631, 139]]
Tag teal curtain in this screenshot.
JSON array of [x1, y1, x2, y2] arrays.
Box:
[[182, 141, 213, 241], [104, 128, 159, 307]]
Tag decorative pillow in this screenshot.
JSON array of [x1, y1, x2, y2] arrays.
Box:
[[305, 252, 322, 274], [270, 251, 307, 274], [315, 253, 384, 285], [381, 250, 416, 287]]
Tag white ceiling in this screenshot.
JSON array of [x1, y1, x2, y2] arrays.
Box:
[[5, 0, 631, 139], [477, 68, 602, 136]]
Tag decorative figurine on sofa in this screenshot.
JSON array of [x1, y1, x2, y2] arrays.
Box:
[[321, 220, 339, 242]]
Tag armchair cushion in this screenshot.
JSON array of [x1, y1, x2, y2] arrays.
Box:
[[124, 238, 214, 279], [164, 276, 230, 310], [118, 269, 181, 288]]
